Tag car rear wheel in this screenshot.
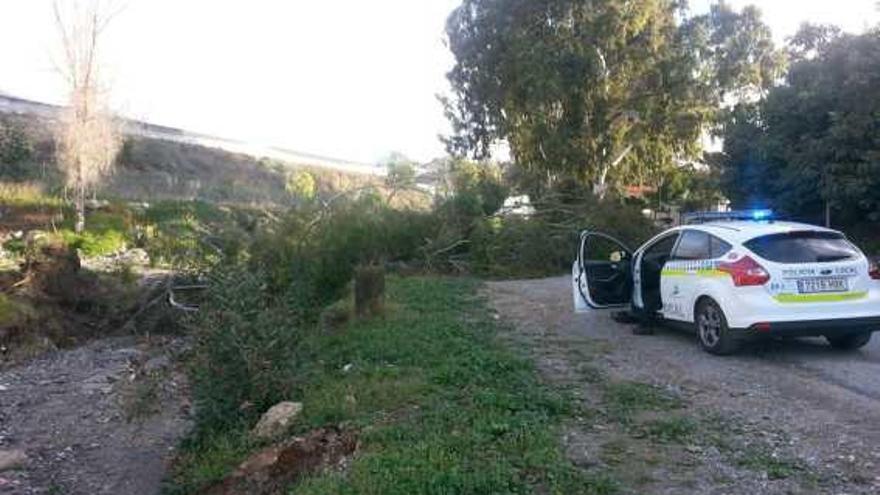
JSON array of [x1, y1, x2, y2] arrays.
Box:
[[696, 299, 739, 355], [826, 332, 872, 350]]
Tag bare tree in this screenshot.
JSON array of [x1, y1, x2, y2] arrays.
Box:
[[53, 0, 122, 233]]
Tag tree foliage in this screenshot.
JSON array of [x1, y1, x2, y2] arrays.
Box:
[[718, 27, 880, 226], [0, 118, 34, 168], [443, 0, 783, 194]]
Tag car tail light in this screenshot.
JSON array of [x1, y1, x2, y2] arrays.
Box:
[[870, 261, 880, 280], [719, 256, 770, 287]]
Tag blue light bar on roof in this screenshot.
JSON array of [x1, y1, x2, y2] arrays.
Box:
[[750, 209, 773, 220], [682, 209, 775, 225]]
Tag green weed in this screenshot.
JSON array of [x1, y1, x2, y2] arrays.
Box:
[[736, 448, 809, 480], [602, 381, 683, 423], [637, 417, 698, 443]]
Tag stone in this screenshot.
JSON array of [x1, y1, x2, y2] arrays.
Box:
[[0, 450, 27, 471], [251, 402, 303, 440]]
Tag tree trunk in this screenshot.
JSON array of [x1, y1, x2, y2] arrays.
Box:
[[74, 162, 85, 233], [593, 144, 634, 200]]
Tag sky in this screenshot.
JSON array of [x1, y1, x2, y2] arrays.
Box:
[[1, 1, 878, 164]]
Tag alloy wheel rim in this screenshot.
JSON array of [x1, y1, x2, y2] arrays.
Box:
[[699, 306, 722, 347]]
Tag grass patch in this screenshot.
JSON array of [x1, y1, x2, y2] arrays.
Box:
[[736, 448, 810, 480], [168, 277, 618, 494], [602, 381, 682, 423], [636, 417, 698, 443]]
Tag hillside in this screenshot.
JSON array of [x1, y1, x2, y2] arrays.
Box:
[[0, 94, 386, 205]]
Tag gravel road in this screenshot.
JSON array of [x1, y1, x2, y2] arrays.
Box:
[[0, 337, 191, 495], [487, 276, 880, 495]]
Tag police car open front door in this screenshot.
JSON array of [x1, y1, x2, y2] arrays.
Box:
[[574, 231, 633, 310]]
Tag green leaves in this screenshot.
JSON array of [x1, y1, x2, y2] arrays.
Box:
[[444, 0, 782, 193], [719, 28, 880, 227]]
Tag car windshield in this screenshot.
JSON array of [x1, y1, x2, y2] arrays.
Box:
[[744, 231, 860, 264]]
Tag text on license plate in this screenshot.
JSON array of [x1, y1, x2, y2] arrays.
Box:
[[797, 278, 847, 294]]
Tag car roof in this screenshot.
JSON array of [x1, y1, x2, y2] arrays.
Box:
[[674, 221, 840, 244]]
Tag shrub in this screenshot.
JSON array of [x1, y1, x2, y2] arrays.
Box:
[[61, 228, 127, 257], [249, 196, 438, 322], [189, 266, 303, 432], [0, 118, 34, 168], [58, 206, 135, 257], [140, 200, 257, 267]]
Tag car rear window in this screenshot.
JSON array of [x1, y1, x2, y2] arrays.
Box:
[[743, 231, 860, 264]]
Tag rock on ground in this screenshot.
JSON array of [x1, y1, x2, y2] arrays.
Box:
[[252, 402, 303, 440], [0, 450, 26, 472]]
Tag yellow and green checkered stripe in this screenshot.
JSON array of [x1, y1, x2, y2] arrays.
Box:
[[773, 291, 868, 303], [661, 268, 728, 278]]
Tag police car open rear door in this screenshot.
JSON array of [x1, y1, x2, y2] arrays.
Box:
[[573, 231, 633, 310]]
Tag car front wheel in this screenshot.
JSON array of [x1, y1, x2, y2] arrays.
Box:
[[826, 332, 872, 350], [695, 299, 739, 355]]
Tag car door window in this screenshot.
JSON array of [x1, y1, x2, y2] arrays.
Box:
[[577, 232, 633, 308], [645, 234, 679, 259], [673, 230, 711, 260]]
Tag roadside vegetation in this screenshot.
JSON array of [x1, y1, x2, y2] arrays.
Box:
[[170, 277, 617, 494]]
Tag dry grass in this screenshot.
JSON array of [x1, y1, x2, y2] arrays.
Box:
[[0, 182, 61, 207]]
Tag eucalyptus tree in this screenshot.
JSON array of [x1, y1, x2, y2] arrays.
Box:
[[443, 0, 783, 197]]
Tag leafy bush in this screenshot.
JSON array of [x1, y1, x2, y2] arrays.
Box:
[[140, 200, 259, 267], [0, 118, 34, 168], [61, 229, 127, 257], [250, 195, 438, 321], [188, 266, 303, 433], [57, 206, 135, 257]]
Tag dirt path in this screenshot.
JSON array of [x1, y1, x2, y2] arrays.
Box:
[[0, 336, 191, 494], [487, 276, 880, 495]]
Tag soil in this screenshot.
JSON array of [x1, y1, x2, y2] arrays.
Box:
[[487, 276, 880, 495], [0, 336, 191, 494]]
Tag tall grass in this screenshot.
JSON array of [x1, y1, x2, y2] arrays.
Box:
[[0, 182, 62, 207]]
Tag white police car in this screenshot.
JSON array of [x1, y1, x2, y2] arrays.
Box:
[[572, 210, 880, 355]]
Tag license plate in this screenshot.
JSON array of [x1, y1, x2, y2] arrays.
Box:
[[797, 278, 847, 294]]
